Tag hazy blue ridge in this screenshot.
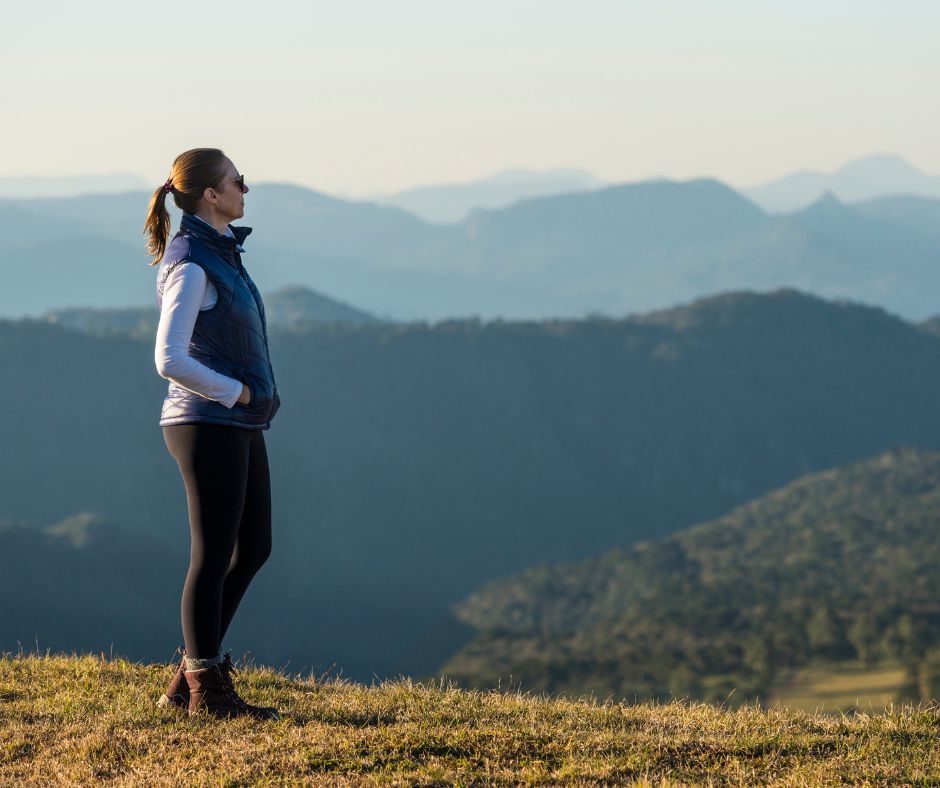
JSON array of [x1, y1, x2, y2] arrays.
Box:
[[3, 171, 940, 321]]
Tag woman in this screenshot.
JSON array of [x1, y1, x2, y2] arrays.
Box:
[[143, 148, 282, 720]]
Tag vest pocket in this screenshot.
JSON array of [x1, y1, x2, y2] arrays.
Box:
[[242, 370, 274, 417], [231, 367, 253, 411]]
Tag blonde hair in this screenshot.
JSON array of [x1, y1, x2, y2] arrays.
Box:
[[143, 148, 228, 265]]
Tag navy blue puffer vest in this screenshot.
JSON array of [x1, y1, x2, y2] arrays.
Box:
[[155, 212, 281, 430]]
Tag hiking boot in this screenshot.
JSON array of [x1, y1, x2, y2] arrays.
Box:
[[185, 663, 279, 720], [156, 645, 188, 709], [220, 651, 280, 719]]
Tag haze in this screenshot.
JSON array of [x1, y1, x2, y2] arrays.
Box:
[[3, 0, 938, 197]]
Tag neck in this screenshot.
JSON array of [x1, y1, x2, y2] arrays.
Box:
[[193, 209, 231, 236]]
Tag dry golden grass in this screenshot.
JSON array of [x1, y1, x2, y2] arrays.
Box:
[[2, 652, 940, 786]]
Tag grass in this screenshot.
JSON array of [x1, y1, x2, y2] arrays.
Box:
[[2, 652, 940, 785]]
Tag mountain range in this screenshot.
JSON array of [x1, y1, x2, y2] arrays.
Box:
[[12, 154, 938, 217], [368, 168, 607, 224], [369, 154, 940, 220], [741, 154, 940, 213], [3, 172, 940, 323]]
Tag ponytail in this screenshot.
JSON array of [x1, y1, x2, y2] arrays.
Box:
[[143, 184, 172, 265], [142, 147, 228, 266]]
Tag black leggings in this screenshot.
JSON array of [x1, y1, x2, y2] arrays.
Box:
[[162, 423, 272, 660]]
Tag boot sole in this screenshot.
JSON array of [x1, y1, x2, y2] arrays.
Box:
[[187, 706, 280, 721]]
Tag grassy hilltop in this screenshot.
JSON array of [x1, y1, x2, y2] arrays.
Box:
[[2, 654, 940, 785]]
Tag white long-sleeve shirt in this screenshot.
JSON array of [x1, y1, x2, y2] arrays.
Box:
[[153, 217, 245, 409]]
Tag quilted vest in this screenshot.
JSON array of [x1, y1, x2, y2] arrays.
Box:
[[155, 212, 281, 430]]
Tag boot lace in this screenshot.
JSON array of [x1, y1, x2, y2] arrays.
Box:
[[219, 652, 252, 712]]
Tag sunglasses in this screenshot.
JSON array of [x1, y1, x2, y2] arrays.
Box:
[[232, 174, 246, 192]]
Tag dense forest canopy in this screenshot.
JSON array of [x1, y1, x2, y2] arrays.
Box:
[[441, 447, 940, 703]]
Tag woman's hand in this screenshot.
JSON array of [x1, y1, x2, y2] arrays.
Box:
[[237, 383, 251, 405]]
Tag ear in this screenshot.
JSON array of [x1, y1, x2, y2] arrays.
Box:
[[202, 186, 220, 206]]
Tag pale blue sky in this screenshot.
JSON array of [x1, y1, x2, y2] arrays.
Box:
[[3, 0, 937, 196]]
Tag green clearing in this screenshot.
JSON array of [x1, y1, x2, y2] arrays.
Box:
[[769, 661, 908, 714]]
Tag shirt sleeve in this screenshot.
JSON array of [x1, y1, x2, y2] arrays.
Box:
[[154, 262, 244, 409]]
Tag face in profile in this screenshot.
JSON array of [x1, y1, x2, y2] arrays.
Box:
[[214, 158, 249, 220]]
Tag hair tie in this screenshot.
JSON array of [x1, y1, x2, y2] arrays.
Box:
[[162, 178, 173, 193]]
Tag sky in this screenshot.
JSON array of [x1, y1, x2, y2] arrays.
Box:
[[3, 0, 938, 197]]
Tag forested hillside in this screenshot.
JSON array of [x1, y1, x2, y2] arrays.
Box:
[[39, 284, 379, 338], [440, 447, 940, 704], [5, 289, 940, 680]]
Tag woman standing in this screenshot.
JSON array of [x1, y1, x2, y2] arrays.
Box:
[[144, 148, 281, 720]]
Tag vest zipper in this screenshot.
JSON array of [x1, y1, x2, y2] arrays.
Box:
[[236, 260, 278, 398]]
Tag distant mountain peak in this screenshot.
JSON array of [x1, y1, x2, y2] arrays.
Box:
[[795, 189, 852, 217], [373, 167, 607, 224], [836, 153, 923, 179], [266, 284, 381, 326], [476, 168, 604, 187], [630, 287, 899, 336], [550, 174, 763, 211], [744, 153, 940, 213]]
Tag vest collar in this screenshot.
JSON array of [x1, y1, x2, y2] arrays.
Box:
[[180, 212, 253, 263]]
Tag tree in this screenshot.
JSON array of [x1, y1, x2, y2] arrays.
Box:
[[807, 607, 848, 659], [918, 647, 940, 701], [848, 614, 880, 668]]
